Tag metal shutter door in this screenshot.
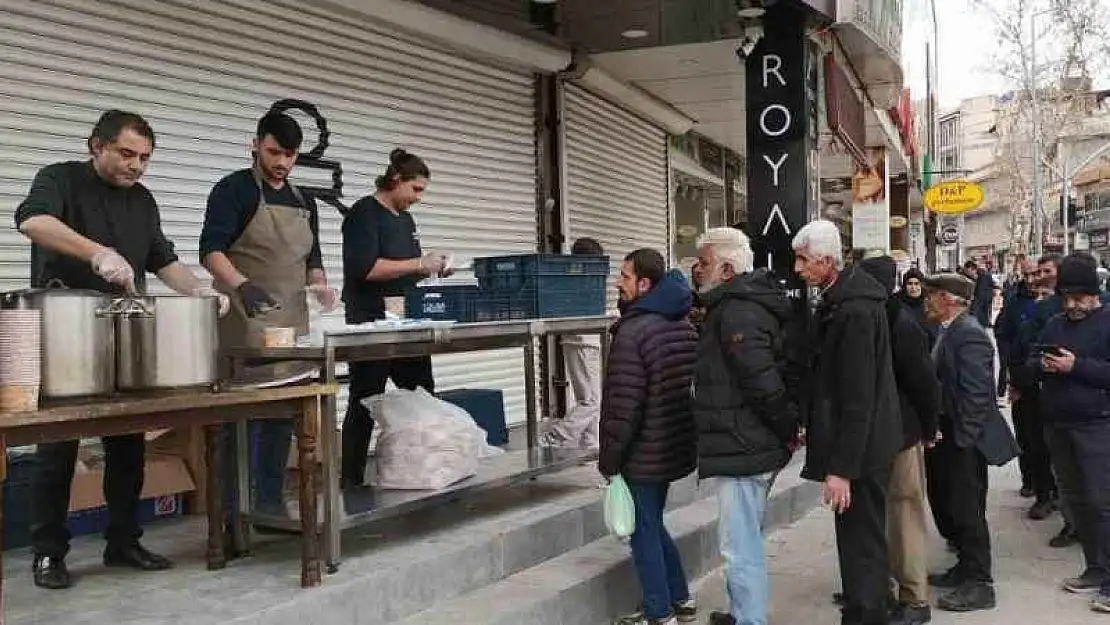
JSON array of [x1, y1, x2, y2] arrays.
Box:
[[562, 82, 670, 308], [0, 0, 537, 425]]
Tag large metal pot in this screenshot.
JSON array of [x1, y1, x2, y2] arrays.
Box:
[[115, 294, 219, 390], [0, 288, 115, 398]]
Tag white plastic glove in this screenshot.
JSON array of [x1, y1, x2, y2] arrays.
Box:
[[91, 248, 136, 293], [193, 286, 232, 317], [306, 284, 338, 313], [418, 252, 448, 277]]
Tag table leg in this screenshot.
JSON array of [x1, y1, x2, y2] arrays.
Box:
[[524, 337, 539, 449], [322, 349, 342, 573], [233, 419, 252, 556], [204, 424, 227, 570], [297, 397, 322, 587]]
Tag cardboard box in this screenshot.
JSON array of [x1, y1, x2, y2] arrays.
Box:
[[69, 453, 195, 512]]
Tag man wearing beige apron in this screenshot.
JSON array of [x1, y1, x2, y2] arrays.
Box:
[[341, 148, 450, 487], [201, 111, 335, 519]]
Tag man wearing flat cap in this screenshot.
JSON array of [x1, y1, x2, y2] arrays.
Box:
[[922, 273, 1019, 613], [1029, 253, 1110, 613]]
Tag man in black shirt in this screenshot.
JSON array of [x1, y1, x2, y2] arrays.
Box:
[[341, 148, 450, 487], [200, 111, 335, 520], [15, 110, 226, 589]]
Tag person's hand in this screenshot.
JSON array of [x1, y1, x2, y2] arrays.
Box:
[[91, 248, 136, 294], [192, 286, 231, 317], [417, 252, 447, 277], [823, 474, 852, 514], [307, 284, 339, 313], [925, 430, 942, 449], [1043, 348, 1076, 374], [236, 281, 279, 317]]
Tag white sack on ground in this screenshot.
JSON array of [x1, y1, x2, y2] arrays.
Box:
[[363, 387, 502, 490]]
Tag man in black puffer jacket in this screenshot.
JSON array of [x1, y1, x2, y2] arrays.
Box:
[[860, 256, 941, 625], [690, 228, 798, 625], [599, 248, 698, 625]]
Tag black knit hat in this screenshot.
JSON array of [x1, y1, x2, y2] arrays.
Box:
[[1057, 254, 1101, 296], [859, 256, 897, 295]]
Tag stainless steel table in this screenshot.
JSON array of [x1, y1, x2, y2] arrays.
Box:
[[222, 316, 613, 571]]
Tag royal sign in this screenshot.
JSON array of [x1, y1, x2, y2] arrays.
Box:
[[924, 181, 985, 216]]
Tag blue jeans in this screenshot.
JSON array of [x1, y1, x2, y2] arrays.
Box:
[[223, 420, 294, 519], [718, 473, 776, 625], [628, 481, 690, 620]]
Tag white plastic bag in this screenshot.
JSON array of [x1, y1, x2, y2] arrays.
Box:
[[603, 475, 636, 541], [364, 388, 500, 490]]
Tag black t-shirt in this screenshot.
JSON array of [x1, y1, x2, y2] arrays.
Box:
[[342, 195, 422, 321], [199, 168, 323, 269], [14, 161, 179, 293]]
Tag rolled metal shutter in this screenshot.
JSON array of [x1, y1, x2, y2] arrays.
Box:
[[562, 82, 670, 308], [0, 0, 537, 425]]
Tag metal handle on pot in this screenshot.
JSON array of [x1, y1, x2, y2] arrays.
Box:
[[96, 297, 154, 318]]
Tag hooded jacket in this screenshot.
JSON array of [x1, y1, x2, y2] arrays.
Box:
[[801, 265, 903, 482], [599, 270, 698, 482], [692, 269, 799, 478]]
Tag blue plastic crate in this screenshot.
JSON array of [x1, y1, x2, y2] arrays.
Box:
[[473, 254, 609, 292], [437, 389, 507, 446], [405, 285, 479, 321]]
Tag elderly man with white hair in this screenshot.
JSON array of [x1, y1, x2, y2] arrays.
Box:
[[691, 227, 801, 625], [792, 220, 903, 625]]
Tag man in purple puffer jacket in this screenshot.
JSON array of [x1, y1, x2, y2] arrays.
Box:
[[599, 248, 699, 625]]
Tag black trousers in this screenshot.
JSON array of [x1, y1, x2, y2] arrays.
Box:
[[341, 356, 435, 486], [31, 434, 145, 558], [1013, 393, 1056, 500], [926, 437, 993, 582], [1048, 420, 1110, 585], [835, 466, 892, 625]]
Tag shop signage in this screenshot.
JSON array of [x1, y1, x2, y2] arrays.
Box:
[[940, 223, 959, 246], [745, 2, 813, 284], [824, 54, 867, 167], [850, 146, 890, 250], [924, 180, 985, 215]]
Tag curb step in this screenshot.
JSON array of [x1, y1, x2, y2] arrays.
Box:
[[391, 469, 822, 625]]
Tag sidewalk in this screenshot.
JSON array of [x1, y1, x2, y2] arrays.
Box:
[[693, 461, 1100, 624]]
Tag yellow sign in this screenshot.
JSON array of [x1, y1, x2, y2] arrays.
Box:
[[924, 181, 985, 215]]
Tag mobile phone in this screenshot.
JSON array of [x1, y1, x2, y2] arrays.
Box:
[[1037, 344, 1065, 357]]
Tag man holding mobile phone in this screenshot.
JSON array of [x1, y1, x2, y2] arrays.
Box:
[[1031, 253, 1110, 614]]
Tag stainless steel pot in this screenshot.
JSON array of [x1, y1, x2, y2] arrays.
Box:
[[115, 294, 219, 390], [0, 288, 115, 398]]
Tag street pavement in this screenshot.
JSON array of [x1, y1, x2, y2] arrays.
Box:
[[692, 458, 1102, 623]]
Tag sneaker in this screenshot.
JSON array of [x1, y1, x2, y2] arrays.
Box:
[[936, 582, 996, 612], [1027, 499, 1056, 520], [673, 599, 696, 623], [1091, 591, 1110, 613], [614, 612, 677, 625], [1050, 524, 1080, 548], [1063, 570, 1108, 594], [708, 612, 736, 625], [889, 602, 932, 625]]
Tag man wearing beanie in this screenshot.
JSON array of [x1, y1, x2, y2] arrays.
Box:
[[1030, 252, 1110, 613], [858, 257, 941, 625]]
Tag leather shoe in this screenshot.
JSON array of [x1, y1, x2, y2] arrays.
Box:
[[937, 582, 996, 612], [708, 611, 736, 625], [1020, 485, 1035, 498], [103, 543, 173, 571], [889, 602, 932, 625], [32, 555, 72, 589], [1050, 524, 1079, 548], [928, 566, 967, 588], [1028, 499, 1056, 520]]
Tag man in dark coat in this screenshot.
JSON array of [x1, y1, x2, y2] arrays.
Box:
[[791, 220, 903, 625], [599, 248, 698, 625], [964, 260, 996, 330], [860, 256, 941, 625], [923, 273, 1020, 612], [1030, 253, 1110, 613], [995, 258, 1054, 515], [690, 228, 799, 625]]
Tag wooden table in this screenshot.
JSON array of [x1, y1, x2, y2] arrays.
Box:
[[0, 384, 336, 623]]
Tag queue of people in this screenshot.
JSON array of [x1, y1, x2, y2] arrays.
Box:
[[596, 219, 1110, 624]]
